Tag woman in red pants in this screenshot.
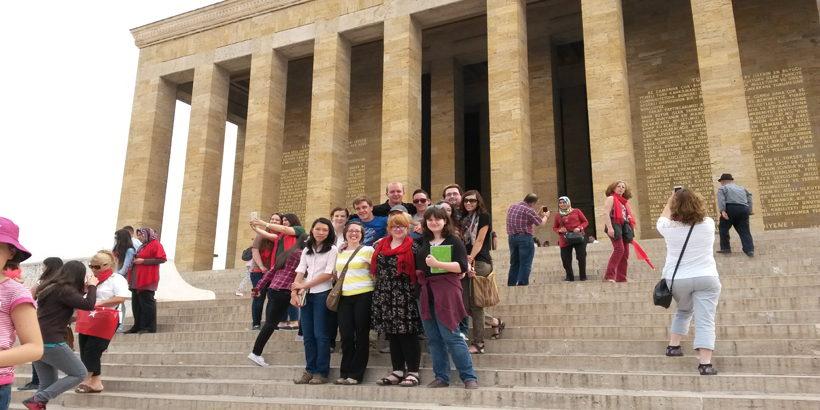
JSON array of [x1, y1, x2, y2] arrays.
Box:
[[603, 181, 636, 283]]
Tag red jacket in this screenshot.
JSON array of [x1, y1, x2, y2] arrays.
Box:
[[552, 209, 589, 247]]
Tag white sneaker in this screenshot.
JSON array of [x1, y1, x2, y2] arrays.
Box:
[[248, 353, 269, 367], [235, 292, 244, 297], [295, 335, 304, 342], [460, 333, 469, 341]]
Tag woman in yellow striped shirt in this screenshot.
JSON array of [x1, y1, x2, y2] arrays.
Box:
[[333, 221, 376, 385]]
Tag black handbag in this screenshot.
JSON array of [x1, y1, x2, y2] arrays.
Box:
[[241, 247, 253, 261], [559, 213, 585, 245], [653, 225, 694, 308]]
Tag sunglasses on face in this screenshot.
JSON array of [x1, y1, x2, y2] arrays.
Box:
[[88, 263, 105, 269], [413, 198, 428, 204], [464, 198, 478, 204]]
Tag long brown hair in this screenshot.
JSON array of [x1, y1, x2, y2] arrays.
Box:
[[460, 190, 487, 217], [670, 189, 707, 226], [422, 206, 457, 241], [605, 180, 633, 199]]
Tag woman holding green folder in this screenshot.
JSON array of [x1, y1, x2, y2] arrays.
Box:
[[416, 206, 478, 389]]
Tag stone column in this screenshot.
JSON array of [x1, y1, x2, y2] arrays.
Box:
[[430, 58, 465, 198], [233, 50, 288, 268], [529, 34, 559, 245], [381, 15, 422, 199], [487, 0, 532, 244], [175, 64, 231, 272], [116, 76, 176, 235], [305, 34, 352, 223], [225, 124, 246, 269], [690, 0, 763, 231], [581, 0, 641, 237]]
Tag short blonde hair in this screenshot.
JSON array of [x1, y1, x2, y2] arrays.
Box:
[[91, 249, 116, 267]]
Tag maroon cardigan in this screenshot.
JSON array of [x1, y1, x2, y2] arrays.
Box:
[[552, 209, 589, 247], [417, 272, 468, 332]]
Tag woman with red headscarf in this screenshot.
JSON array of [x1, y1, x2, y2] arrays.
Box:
[[603, 181, 636, 283], [124, 227, 166, 334]]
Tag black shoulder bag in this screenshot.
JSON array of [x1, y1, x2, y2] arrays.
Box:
[[653, 225, 694, 308], [559, 213, 585, 245]]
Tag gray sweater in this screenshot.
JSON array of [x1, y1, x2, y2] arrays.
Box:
[[717, 183, 753, 214]]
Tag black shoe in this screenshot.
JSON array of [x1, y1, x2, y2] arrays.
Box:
[[746, 252, 754, 257], [564, 278, 574, 282], [666, 345, 683, 357], [251, 325, 261, 331], [580, 277, 589, 281], [715, 249, 731, 254], [137, 329, 156, 334], [123, 328, 139, 334], [17, 382, 38, 391], [698, 364, 718, 375]]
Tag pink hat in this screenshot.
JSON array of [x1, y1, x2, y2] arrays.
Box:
[[0, 217, 32, 263]]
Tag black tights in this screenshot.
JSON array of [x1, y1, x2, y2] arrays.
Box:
[[387, 333, 420, 373], [560, 242, 587, 280]]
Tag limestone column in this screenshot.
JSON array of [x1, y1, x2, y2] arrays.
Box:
[[175, 64, 231, 272], [430, 58, 465, 198], [225, 124, 246, 269], [581, 0, 641, 237], [233, 50, 288, 268], [690, 0, 763, 231], [305, 34, 352, 223], [381, 15, 422, 199], [529, 34, 559, 245], [487, 0, 532, 244], [116, 76, 176, 235]]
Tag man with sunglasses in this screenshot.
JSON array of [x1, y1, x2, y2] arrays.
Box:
[[372, 182, 417, 217], [408, 189, 430, 239]]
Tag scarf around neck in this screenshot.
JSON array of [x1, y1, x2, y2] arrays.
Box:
[[558, 196, 574, 216], [461, 212, 480, 246], [610, 193, 635, 228], [371, 235, 416, 284], [95, 269, 114, 285]]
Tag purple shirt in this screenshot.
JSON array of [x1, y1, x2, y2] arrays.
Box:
[[506, 201, 543, 235]]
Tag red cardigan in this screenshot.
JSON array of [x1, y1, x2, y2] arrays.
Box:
[[128, 239, 167, 292], [552, 209, 589, 247]]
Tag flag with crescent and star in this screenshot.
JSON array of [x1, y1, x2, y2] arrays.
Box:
[[76, 306, 120, 340]]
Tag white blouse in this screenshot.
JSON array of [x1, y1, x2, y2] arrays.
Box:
[[656, 217, 719, 280], [296, 245, 338, 294]]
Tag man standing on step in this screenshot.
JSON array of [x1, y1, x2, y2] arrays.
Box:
[[372, 182, 417, 217], [506, 194, 550, 286], [716, 173, 755, 256]]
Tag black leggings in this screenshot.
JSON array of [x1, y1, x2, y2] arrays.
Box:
[[252, 289, 293, 355], [78, 334, 110, 376], [387, 333, 420, 373], [560, 242, 587, 280], [338, 292, 372, 381]]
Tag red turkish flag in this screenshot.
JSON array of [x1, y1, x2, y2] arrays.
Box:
[[76, 307, 120, 340]]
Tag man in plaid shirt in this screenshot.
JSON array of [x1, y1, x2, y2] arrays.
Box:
[[506, 193, 550, 286]]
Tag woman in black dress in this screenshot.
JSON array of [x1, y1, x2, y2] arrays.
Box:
[[370, 213, 422, 387]]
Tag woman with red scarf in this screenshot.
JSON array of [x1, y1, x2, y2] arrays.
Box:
[[124, 227, 166, 334], [603, 181, 636, 282], [370, 213, 423, 387]]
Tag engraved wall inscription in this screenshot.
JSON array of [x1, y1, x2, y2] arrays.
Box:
[[744, 67, 820, 228], [279, 144, 309, 216], [638, 80, 716, 228]]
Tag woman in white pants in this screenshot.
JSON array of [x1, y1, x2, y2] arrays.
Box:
[[657, 188, 721, 375]]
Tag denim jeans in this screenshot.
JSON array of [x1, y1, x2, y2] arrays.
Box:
[[0, 383, 10, 410], [420, 301, 477, 384], [301, 290, 331, 377], [250, 271, 268, 327], [507, 234, 535, 286]]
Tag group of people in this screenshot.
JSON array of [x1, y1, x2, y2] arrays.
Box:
[[245, 182, 511, 389], [0, 218, 167, 410]]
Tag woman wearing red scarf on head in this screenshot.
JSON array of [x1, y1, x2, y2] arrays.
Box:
[[124, 228, 166, 334], [603, 181, 636, 283]]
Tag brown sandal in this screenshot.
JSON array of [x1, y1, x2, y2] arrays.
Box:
[[491, 319, 505, 340], [376, 372, 404, 385], [75, 384, 103, 393]]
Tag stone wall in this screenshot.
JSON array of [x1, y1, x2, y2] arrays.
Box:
[[278, 57, 312, 217]]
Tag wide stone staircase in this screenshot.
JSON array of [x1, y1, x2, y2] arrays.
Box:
[[11, 228, 820, 409]]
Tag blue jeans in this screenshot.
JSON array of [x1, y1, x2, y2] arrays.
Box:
[[282, 305, 300, 322], [507, 234, 535, 286], [250, 271, 269, 327], [420, 301, 477, 384], [301, 290, 331, 377], [0, 383, 10, 410]]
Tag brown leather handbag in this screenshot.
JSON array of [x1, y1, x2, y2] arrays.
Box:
[[471, 259, 500, 308]]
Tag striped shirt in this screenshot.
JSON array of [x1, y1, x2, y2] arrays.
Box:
[[335, 246, 375, 296], [0, 278, 36, 384]]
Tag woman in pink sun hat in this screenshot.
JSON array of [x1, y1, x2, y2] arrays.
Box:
[[0, 217, 43, 410]]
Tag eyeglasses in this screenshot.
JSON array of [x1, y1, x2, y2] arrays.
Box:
[[413, 198, 428, 204], [347, 230, 362, 235], [390, 225, 407, 231], [464, 198, 478, 204]]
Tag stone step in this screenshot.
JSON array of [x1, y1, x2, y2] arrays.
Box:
[[91, 351, 820, 374], [93, 337, 820, 357], [149, 309, 820, 327], [10, 377, 820, 409], [13, 365, 820, 395]]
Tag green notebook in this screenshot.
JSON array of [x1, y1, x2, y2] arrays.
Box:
[[430, 245, 452, 274]]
